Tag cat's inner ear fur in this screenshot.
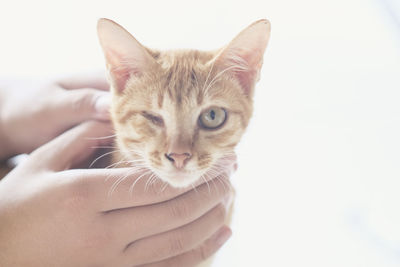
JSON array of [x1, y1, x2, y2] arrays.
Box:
[[97, 18, 157, 94], [214, 19, 271, 97]]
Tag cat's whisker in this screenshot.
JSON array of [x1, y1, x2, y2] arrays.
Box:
[[149, 173, 160, 189], [208, 164, 227, 175], [211, 165, 229, 173], [215, 175, 229, 194], [205, 164, 232, 194], [124, 162, 149, 169], [128, 153, 147, 162], [145, 173, 156, 190], [108, 168, 138, 197], [103, 154, 131, 169], [91, 145, 119, 149], [200, 174, 211, 194], [161, 181, 169, 193], [108, 178, 126, 197], [209, 177, 220, 196], [150, 174, 161, 191], [144, 177, 152, 193], [104, 166, 143, 183], [144, 171, 157, 192], [220, 150, 236, 158], [204, 64, 247, 96], [129, 170, 153, 195], [109, 166, 150, 196], [147, 173, 163, 193], [203, 171, 219, 196], [126, 149, 146, 158], [190, 183, 199, 195], [105, 158, 147, 169], [128, 175, 145, 195], [202, 58, 216, 92], [105, 159, 127, 169], [89, 150, 123, 168], [85, 134, 117, 140], [206, 165, 233, 196], [126, 158, 146, 163]]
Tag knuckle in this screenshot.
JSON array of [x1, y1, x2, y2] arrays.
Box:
[[80, 227, 113, 252], [198, 244, 211, 261], [70, 89, 96, 112], [167, 234, 185, 255]]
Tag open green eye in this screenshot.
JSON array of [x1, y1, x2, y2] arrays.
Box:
[[199, 107, 227, 130]]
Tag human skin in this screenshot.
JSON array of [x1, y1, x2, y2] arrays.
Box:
[[0, 72, 111, 160], [0, 75, 233, 267]]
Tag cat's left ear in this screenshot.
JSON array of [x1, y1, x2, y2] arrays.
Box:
[[97, 18, 157, 94], [214, 19, 271, 97]]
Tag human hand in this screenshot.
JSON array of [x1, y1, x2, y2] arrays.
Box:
[[0, 71, 111, 160], [0, 121, 234, 267]]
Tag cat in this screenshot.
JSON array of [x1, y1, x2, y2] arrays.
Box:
[[97, 18, 270, 266]]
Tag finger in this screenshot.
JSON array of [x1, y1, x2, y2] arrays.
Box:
[[138, 226, 232, 267], [29, 121, 114, 172], [66, 163, 233, 211], [59, 88, 111, 123], [121, 204, 226, 266], [57, 70, 109, 91], [104, 178, 232, 242]]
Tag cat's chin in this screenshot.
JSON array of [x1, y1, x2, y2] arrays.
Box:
[[156, 170, 203, 188]]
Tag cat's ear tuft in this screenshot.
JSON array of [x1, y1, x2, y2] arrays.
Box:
[[215, 19, 271, 97], [97, 18, 156, 94]]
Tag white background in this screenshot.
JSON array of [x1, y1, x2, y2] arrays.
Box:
[[1, 0, 400, 266]]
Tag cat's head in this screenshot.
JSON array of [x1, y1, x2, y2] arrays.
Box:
[[97, 18, 270, 187]]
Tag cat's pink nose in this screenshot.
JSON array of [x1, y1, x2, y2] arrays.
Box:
[[165, 153, 191, 169]]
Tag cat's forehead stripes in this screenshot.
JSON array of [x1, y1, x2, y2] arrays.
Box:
[[154, 50, 214, 108]]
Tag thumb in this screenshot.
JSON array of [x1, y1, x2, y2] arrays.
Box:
[[60, 88, 111, 124], [30, 121, 114, 172]]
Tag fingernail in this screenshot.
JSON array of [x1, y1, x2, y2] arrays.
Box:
[[95, 94, 111, 118], [214, 226, 232, 246]]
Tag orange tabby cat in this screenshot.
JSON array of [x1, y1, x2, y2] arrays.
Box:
[[97, 18, 270, 266]]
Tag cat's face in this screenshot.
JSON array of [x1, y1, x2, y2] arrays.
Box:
[[109, 51, 252, 187], [98, 19, 270, 187]]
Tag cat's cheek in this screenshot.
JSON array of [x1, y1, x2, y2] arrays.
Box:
[[117, 123, 143, 141]]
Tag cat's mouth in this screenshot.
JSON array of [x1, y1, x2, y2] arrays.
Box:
[[148, 155, 233, 188]]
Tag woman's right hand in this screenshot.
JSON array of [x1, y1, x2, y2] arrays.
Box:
[[0, 72, 111, 161], [0, 121, 233, 267]]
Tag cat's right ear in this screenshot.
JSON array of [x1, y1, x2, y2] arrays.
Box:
[[97, 18, 156, 94], [213, 19, 271, 97]]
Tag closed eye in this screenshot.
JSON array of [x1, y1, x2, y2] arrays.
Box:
[[141, 111, 164, 126]]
